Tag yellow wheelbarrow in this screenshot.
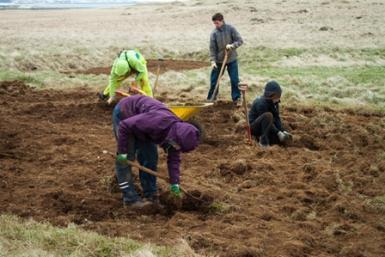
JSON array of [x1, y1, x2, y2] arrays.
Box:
[[168, 103, 213, 121], [116, 89, 213, 121]]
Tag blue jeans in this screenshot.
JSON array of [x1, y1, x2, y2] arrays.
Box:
[[112, 105, 158, 202], [207, 60, 240, 101]]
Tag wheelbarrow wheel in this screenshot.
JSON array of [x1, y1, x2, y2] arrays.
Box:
[[186, 118, 205, 143]]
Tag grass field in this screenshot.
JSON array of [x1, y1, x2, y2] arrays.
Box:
[[0, 215, 201, 257]]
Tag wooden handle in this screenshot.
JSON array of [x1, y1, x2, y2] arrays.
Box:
[[127, 160, 169, 182], [104, 151, 169, 181], [240, 86, 253, 144], [104, 151, 207, 202], [210, 50, 229, 101], [153, 64, 161, 95]]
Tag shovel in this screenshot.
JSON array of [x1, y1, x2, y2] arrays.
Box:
[[153, 58, 163, 96], [239, 83, 253, 145], [102, 150, 205, 202], [210, 50, 229, 102]]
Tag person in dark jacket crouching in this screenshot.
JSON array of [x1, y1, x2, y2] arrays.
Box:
[[248, 81, 293, 147]]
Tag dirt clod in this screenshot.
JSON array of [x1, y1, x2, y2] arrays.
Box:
[[159, 190, 214, 214]]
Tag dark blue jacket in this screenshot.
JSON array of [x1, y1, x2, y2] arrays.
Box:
[[248, 96, 283, 134]]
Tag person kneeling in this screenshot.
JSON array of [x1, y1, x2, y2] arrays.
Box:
[[248, 81, 293, 147]]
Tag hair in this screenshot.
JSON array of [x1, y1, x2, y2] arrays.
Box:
[[212, 13, 224, 22]]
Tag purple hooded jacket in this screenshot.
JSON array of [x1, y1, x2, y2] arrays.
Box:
[[116, 95, 200, 184]]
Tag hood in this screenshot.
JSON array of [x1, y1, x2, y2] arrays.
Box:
[[165, 122, 200, 152], [263, 80, 282, 97], [113, 58, 130, 76]]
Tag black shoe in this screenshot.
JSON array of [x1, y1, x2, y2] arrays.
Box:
[[123, 200, 151, 209], [145, 195, 165, 209], [97, 91, 108, 101]]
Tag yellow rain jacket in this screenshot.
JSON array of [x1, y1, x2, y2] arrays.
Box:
[[103, 50, 153, 98]]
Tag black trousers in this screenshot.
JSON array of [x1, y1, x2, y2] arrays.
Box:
[[250, 112, 280, 145]]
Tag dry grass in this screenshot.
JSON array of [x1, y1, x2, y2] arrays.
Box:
[[1, 1, 384, 109], [1, 0, 385, 70], [0, 214, 203, 257]]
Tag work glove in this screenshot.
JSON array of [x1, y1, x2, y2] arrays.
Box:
[[277, 131, 292, 144], [116, 153, 128, 163], [226, 44, 235, 50], [169, 184, 183, 198], [210, 61, 217, 70], [283, 131, 293, 141], [107, 95, 116, 105], [277, 131, 286, 142]]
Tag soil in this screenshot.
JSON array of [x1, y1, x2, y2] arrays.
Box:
[[1, 80, 385, 257], [66, 59, 208, 75]]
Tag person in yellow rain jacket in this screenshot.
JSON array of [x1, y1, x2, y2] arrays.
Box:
[[98, 50, 153, 104]]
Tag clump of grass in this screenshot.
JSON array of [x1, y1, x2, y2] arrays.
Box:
[[0, 214, 190, 257], [336, 173, 353, 194], [364, 195, 385, 214], [209, 201, 231, 214], [378, 152, 385, 161], [99, 175, 120, 193]]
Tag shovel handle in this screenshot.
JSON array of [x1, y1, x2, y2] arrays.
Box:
[[210, 50, 229, 101], [103, 150, 169, 181], [153, 60, 162, 95], [239, 84, 253, 144], [103, 151, 206, 202], [127, 160, 169, 182]]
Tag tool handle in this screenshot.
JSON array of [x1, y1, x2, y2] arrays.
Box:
[[104, 151, 169, 181], [210, 50, 229, 101], [104, 151, 206, 202], [127, 160, 169, 182], [116, 90, 130, 97], [153, 63, 161, 95], [240, 85, 253, 144], [128, 160, 203, 201]]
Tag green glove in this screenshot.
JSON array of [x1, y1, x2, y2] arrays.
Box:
[[170, 184, 182, 198], [116, 154, 128, 163]]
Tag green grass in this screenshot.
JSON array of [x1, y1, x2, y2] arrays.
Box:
[[240, 47, 385, 66], [245, 66, 385, 85], [0, 68, 106, 89], [173, 47, 385, 110], [1, 46, 384, 111], [238, 47, 385, 99], [364, 195, 385, 214], [208, 201, 231, 215], [240, 65, 385, 109], [0, 214, 176, 257]]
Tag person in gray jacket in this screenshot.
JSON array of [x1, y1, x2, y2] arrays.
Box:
[[207, 13, 243, 105]]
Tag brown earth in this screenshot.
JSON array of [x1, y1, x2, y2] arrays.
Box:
[[65, 59, 208, 75], [1, 80, 385, 257]]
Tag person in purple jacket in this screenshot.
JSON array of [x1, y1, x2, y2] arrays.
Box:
[[112, 95, 201, 208]]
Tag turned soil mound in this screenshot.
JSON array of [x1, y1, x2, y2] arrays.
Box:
[[1, 80, 385, 257]]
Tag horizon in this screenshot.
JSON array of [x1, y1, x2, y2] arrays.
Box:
[[0, 0, 172, 9]]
